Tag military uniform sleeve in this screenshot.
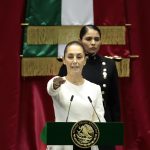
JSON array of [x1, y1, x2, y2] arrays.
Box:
[[109, 60, 120, 121]]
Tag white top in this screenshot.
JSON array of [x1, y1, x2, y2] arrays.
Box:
[[47, 76, 105, 122]]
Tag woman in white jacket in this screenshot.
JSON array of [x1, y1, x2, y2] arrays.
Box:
[[47, 41, 105, 150]]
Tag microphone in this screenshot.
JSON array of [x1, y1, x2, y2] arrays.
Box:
[[66, 95, 74, 122], [88, 96, 101, 122]]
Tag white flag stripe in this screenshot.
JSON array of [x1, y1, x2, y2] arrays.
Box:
[[61, 0, 94, 25], [58, 0, 94, 57]]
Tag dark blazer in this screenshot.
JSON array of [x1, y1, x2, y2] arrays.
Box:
[[58, 54, 120, 122]]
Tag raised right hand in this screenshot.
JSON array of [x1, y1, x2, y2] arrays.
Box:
[[53, 77, 66, 89]]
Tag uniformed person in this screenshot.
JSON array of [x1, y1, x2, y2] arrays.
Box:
[[58, 25, 120, 150]]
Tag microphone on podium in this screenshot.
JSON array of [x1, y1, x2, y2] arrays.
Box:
[[66, 95, 74, 122], [88, 96, 101, 122]]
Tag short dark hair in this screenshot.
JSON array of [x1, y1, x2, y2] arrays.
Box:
[[79, 25, 101, 40], [64, 41, 86, 57]]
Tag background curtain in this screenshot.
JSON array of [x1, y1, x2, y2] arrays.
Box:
[[0, 0, 150, 150]]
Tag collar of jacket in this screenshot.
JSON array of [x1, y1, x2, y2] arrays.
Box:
[[86, 54, 102, 63]]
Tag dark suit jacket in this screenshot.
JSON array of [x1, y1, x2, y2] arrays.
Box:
[[58, 54, 120, 122]]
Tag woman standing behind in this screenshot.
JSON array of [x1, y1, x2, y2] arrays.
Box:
[[47, 41, 105, 150]]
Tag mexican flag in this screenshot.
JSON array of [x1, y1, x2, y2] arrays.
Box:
[[22, 0, 127, 77], [23, 0, 93, 56]]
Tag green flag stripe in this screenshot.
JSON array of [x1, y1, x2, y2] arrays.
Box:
[[23, 0, 61, 57], [23, 44, 58, 57], [25, 0, 61, 25]]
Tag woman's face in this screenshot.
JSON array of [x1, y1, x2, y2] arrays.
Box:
[[81, 28, 101, 55], [63, 44, 86, 74]]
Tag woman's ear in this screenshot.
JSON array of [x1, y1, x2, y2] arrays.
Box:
[[83, 56, 87, 66], [85, 55, 88, 60]]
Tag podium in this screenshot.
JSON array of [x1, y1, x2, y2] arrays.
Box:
[[41, 122, 124, 146]]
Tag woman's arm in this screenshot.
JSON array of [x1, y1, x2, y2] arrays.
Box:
[[47, 76, 65, 96]]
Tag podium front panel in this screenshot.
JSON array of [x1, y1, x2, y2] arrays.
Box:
[[41, 122, 124, 146]]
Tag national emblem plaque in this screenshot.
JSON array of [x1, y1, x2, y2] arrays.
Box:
[[71, 120, 100, 148]]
